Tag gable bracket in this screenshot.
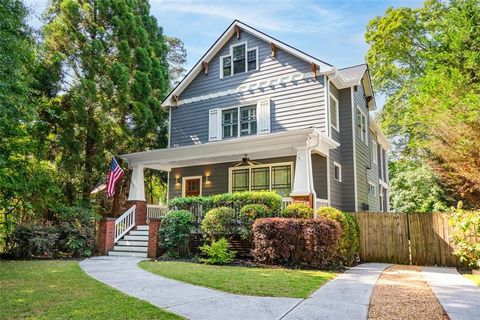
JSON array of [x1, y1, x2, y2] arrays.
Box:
[[172, 95, 179, 107], [271, 43, 277, 59], [311, 63, 318, 78], [234, 26, 241, 39], [202, 61, 209, 75]]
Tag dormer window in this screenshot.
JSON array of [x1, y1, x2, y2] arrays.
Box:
[[221, 42, 258, 78]]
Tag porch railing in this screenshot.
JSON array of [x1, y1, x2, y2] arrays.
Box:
[[315, 198, 329, 209], [281, 197, 292, 209], [147, 204, 167, 219], [114, 205, 136, 242]]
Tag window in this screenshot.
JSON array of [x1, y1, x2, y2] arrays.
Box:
[[222, 105, 256, 138], [333, 162, 342, 182], [222, 108, 238, 138], [240, 105, 257, 136], [371, 139, 378, 165], [368, 181, 376, 196], [330, 94, 339, 131], [356, 105, 367, 144], [229, 163, 293, 197], [220, 42, 258, 78]]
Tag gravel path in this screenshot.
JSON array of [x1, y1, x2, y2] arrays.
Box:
[[368, 265, 449, 320]]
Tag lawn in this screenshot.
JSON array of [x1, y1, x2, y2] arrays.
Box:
[[464, 274, 480, 287], [0, 260, 182, 320], [139, 260, 336, 298]]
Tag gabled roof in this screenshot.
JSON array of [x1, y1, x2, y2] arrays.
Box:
[[337, 64, 368, 83], [161, 20, 335, 108]]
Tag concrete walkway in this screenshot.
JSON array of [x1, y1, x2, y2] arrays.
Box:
[[80, 257, 389, 320], [422, 267, 480, 320]]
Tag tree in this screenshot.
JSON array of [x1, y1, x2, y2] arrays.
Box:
[[389, 160, 451, 213], [41, 0, 170, 205], [366, 0, 480, 208], [165, 36, 187, 87]]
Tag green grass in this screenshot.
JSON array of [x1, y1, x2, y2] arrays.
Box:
[[464, 274, 480, 287], [139, 261, 336, 298], [0, 260, 182, 320]]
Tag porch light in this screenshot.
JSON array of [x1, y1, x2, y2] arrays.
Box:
[[204, 175, 211, 183], [175, 176, 181, 184]]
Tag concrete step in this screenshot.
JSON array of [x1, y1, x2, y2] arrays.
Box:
[[114, 245, 147, 252], [123, 235, 148, 241], [129, 230, 149, 236], [108, 250, 147, 258], [117, 240, 148, 247], [136, 225, 149, 231]]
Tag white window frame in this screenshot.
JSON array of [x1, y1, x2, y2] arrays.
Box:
[[356, 105, 368, 144], [379, 190, 384, 211], [368, 181, 376, 196], [228, 162, 294, 194], [371, 139, 378, 165], [333, 161, 342, 182], [220, 103, 258, 139], [219, 41, 258, 79], [181, 176, 203, 197], [329, 93, 339, 132]]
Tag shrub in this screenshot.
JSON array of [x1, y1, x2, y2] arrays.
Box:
[[10, 224, 59, 258], [168, 196, 214, 212], [282, 203, 313, 218], [252, 218, 341, 267], [199, 238, 236, 264], [55, 206, 96, 257], [239, 204, 270, 239], [316, 207, 360, 267], [201, 207, 237, 240], [159, 210, 194, 257], [448, 205, 480, 268], [212, 191, 282, 215]]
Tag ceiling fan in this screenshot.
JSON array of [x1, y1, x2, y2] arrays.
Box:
[[234, 154, 262, 167]]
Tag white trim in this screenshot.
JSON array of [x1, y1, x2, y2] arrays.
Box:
[[181, 175, 203, 197], [333, 161, 342, 182], [228, 162, 294, 194], [247, 46, 259, 72], [351, 87, 358, 211], [161, 20, 334, 108], [219, 41, 258, 79], [371, 138, 378, 165], [356, 104, 368, 144], [166, 172, 170, 202], [326, 154, 331, 206], [168, 109, 172, 148], [329, 93, 339, 132], [325, 75, 331, 138], [219, 54, 232, 79], [219, 103, 259, 139]]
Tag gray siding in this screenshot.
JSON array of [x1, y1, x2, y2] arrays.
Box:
[[170, 30, 327, 147], [312, 153, 328, 199], [353, 83, 370, 211], [168, 156, 295, 200]]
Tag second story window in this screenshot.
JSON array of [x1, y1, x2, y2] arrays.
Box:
[[330, 94, 339, 132], [222, 105, 257, 139], [356, 105, 367, 144], [371, 139, 378, 165], [220, 42, 258, 78]]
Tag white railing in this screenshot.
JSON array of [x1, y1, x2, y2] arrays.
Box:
[[315, 198, 329, 210], [114, 205, 136, 242], [147, 204, 167, 219], [282, 197, 292, 210]]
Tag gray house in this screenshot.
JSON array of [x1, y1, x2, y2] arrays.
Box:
[[121, 20, 390, 214]]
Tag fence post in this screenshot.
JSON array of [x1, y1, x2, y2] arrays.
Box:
[[147, 218, 161, 258]]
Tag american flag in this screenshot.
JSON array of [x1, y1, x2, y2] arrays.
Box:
[[106, 157, 124, 197]]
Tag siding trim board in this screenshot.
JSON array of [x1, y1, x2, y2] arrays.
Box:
[[351, 86, 358, 211]]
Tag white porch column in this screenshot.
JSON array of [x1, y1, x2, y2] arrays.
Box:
[[291, 146, 314, 196], [128, 164, 146, 201]]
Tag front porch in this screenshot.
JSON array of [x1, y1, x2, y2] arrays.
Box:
[[122, 128, 338, 214]]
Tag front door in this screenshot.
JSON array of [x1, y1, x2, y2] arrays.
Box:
[[185, 178, 201, 197]]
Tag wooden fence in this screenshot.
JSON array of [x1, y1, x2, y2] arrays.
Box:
[[350, 212, 478, 267]]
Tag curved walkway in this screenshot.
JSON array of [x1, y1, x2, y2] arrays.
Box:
[[80, 256, 389, 320]]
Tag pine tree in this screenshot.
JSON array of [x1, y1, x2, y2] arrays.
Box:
[[41, 0, 170, 205]]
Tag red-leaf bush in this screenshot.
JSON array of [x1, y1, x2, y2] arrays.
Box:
[[252, 218, 341, 267]]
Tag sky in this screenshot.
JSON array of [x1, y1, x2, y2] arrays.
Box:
[[24, 0, 423, 108]]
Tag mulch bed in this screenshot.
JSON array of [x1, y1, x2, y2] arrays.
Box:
[[368, 265, 449, 320]]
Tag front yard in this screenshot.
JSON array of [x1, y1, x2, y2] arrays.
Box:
[[0, 260, 181, 320], [139, 260, 337, 298]]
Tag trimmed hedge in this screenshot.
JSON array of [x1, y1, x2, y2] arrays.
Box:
[[239, 204, 270, 239], [159, 210, 195, 257], [252, 218, 341, 267], [201, 207, 237, 240], [316, 207, 360, 266], [282, 203, 313, 218], [168, 191, 282, 216]]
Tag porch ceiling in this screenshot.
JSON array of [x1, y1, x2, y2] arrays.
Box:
[[119, 128, 339, 171]]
